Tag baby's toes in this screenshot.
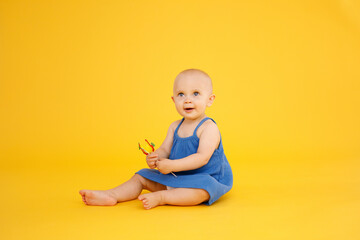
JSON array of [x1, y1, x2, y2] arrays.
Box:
[[142, 199, 149, 206], [139, 195, 149, 202], [79, 190, 87, 204], [139, 194, 154, 209], [143, 202, 151, 209]]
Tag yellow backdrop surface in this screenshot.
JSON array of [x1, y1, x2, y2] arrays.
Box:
[[0, 0, 359, 239]]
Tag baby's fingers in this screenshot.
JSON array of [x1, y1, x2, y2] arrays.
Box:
[[149, 152, 158, 158], [147, 156, 157, 160], [147, 154, 158, 160], [148, 160, 157, 169]]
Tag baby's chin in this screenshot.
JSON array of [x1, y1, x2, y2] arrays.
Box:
[[182, 113, 208, 121]]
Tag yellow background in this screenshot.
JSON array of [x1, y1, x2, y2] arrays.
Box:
[[1, 0, 359, 239]]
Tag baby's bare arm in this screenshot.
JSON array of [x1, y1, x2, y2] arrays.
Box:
[[145, 122, 177, 169], [153, 120, 179, 158]]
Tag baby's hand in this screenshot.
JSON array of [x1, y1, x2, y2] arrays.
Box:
[[146, 152, 159, 169], [156, 158, 173, 175]]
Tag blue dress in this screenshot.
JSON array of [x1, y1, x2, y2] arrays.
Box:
[[136, 117, 233, 205]]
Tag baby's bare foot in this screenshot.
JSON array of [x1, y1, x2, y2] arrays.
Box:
[[138, 192, 164, 210], [79, 190, 117, 206]]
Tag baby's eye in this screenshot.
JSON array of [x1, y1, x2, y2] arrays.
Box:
[[178, 93, 184, 97], [193, 92, 199, 96]]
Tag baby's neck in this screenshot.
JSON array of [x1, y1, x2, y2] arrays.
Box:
[[182, 115, 207, 125], [177, 115, 208, 138]]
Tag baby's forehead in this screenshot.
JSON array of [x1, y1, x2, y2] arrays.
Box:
[[174, 72, 212, 87]]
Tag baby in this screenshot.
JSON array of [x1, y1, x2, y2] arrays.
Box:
[[79, 69, 233, 209]]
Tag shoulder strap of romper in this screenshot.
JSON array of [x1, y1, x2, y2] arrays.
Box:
[[174, 118, 185, 135], [193, 118, 223, 150], [193, 117, 214, 136]]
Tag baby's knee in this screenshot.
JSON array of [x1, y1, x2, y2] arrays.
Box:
[[133, 174, 153, 189], [133, 174, 166, 192], [133, 173, 146, 183], [197, 189, 210, 202], [186, 189, 210, 204]]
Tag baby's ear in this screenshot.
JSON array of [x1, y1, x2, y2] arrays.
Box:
[[207, 94, 216, 106], [171, 96, 175, 102]]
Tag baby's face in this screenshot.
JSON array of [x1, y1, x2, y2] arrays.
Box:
[[172, 73, 215, 121]]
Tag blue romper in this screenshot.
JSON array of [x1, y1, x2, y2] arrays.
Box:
[[136, 117, 233, 205]]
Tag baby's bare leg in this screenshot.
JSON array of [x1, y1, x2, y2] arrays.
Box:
[[138, 188, 210, 210], [79, 174, 166, 206]]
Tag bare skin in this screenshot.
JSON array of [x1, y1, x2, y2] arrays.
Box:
[[79, 174, 209, 209], [80, 69, 217, 209]]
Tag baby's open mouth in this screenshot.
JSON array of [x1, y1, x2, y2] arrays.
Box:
[[184, 107, 194, 112]]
